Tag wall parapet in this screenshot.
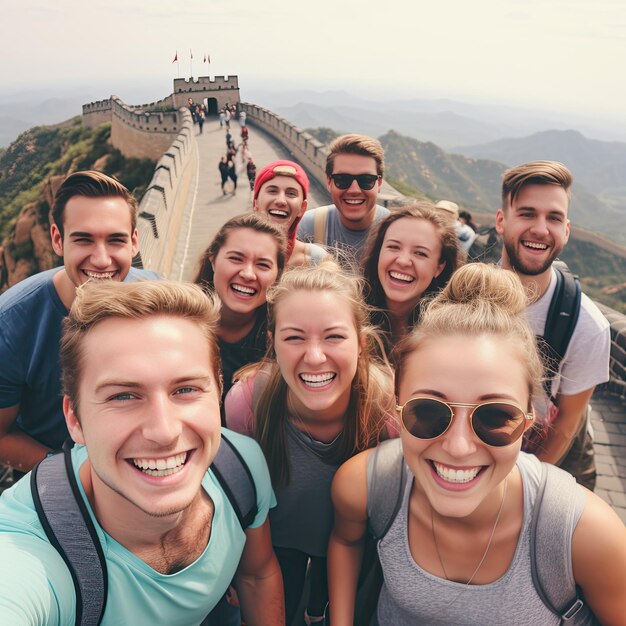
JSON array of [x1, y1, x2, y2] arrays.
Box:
[[597, 303, 626, 398], [241, 102, 329, 188], [174, 75, 239, 91], [136, 108, 196, 277]]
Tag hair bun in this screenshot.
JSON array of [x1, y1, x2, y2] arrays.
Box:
[[437, 263, 527, 316]]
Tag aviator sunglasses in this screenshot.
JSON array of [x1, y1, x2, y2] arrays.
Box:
[[397, 397, 534, 447], [329, 173, 381, 190]]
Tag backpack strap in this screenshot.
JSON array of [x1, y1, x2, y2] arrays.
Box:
[[530, 462, 595, 624], [31, 442, 108, 626], [367, 438, 406, 541], [539, 263, 582, 403], [211, 431, 258, 529], [313, 205, 329, 246]]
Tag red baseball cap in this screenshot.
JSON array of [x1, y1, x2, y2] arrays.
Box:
[[253, 160, 310, 200]]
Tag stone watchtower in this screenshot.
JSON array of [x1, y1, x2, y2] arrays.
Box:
[[172, 76, 240, 114]]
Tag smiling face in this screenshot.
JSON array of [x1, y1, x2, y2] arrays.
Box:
[[253, 176, 307, 234], [210, 228, 280, 316], [326, 153, 382, 230], [64, 314, 221, 520], [273, 290, 360, 421], [496, 184, 570, 277], [398, 334, 530, 518], [51, 195, 138, 287], [377, 217, 445, 315]]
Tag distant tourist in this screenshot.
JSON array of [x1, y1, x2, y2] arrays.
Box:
[[196, 105, 204, 134], [253, 160, 326, 267], [247, 158, 257, 190], [361, 202, 462, 358], [239, 110, 247, 127], [0, 280, 284, 624], [219, 108, 225, 127], [435, 199, 477, 253], [297, 134, 390, 267], [218, 156, 229, 195], [495, 161, 610, 489], [0, 171, 159, 476], [459, 209, 478, 232], [241, 125, 249, 143], [227, 158, 238, 194]]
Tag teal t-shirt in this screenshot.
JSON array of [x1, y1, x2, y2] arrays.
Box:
[[0, 428, 274, 625]]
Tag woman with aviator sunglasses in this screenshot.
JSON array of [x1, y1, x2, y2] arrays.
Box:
[[328, 263, 626, 625]]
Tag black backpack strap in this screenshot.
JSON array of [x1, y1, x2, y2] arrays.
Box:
[[210, 431, 258, 529], [31, 442, 108, 626], [530, 462, 596, 624], [539, 263, 582, 403], [367, 438, 406, 541]]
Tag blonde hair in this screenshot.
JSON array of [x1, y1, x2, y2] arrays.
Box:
[[61, 280, 222, 413], [394, 263, 543, 408], [253, 259, 394, 485]]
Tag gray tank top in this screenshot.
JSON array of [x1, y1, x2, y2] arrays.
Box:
[[269, 420, 344, 556], [376, 453, 588, 626]]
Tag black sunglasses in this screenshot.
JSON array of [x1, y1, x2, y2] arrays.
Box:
[[396, 397, 534, 447], [329, 173, 381, 190]]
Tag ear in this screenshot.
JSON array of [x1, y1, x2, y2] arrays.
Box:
[[495, 209, 505, 236], [434, 260, 446, 279], [252, 198, 258, 212], [376, 176, 383, 191], [63, 396, 85, 445], [326, 176, 333, 194], [564, 218, 571, 243], [209, 255, 215, 273], [298, 198, 308, 217], [131, 228, 139, 257], [51, 223, 64, 257]]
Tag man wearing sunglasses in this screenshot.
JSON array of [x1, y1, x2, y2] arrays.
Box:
[[297, 134, 389, 265], [495, 161, 610, 490]]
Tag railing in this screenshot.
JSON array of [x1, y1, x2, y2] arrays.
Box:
[[596, 304, 626, 397]]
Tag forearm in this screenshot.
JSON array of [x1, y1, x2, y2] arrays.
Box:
[[236, 562, 285, 626], [328, 531, 364, 626], [537, 404, 590, 466], [0, 431, 51, 472]]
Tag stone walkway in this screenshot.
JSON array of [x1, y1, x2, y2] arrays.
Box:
[[590, 389, 626, 523], [171, 117, 328, 282]]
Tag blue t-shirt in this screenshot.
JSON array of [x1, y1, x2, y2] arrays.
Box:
[[0, 429, 274, 625], [0, 266, 159, 449]]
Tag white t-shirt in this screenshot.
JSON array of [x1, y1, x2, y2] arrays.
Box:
[[524, 267, 610, 419]]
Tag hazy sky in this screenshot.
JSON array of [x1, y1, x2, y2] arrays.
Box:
[[3, 0, 625, 123]]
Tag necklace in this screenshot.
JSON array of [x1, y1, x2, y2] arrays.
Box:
[[431, 476, 508, 585]]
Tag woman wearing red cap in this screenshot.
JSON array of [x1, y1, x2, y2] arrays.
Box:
[[253, 160, 326, 268]]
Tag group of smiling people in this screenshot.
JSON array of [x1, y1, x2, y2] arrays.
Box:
[[0, 130, 624, 626], [186, 143, 625, 625]]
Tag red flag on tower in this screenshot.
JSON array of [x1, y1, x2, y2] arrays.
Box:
[[208, 55, 211, 64], [172, 51, 178, 63], [203, 55, 206, 63], [190, 49, 193, 59]]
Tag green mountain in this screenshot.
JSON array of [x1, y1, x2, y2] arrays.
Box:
[[0, 118, 155, 292]]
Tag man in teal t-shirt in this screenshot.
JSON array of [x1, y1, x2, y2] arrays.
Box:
[[0, 280, 284, 625]]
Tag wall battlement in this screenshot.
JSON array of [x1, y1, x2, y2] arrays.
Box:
[[174, 75, 239, 91]]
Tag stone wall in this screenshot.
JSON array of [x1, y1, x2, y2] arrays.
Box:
[[597, 304, 626, 397], [136, 108, 196, 277], [82, 99, 113, 128], [241, 102, 328, 188]]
